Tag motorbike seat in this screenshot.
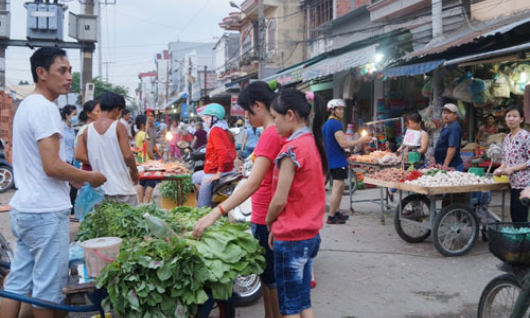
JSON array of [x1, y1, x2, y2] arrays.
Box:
[[212, 172, 242, 193]]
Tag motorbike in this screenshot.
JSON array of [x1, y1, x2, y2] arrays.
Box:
[[182, 146, 262, 307], [0, 139, 14, 193]]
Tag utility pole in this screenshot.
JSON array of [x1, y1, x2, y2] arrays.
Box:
[[203, 65, 207, 99], [432, 0, 443, 39], [0, 0, 7, 93], [258, 0, 265, 79], [187, 57, 192, 112], [102, 61, 114, 83], [97, 1, 102, 78], [82, 0, 95, 104]]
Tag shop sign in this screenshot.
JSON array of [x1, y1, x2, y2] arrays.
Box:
[[276, 68, 303, 85], [230, 94, 245, 117], [303, 45, 377, 81], [181, 103, 189, 118]]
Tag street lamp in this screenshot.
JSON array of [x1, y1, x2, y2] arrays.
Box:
[[229, 1, 240, 9]]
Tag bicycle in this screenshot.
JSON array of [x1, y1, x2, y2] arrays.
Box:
[[477, 222, 530, 318], [0, 231, 12, 279]]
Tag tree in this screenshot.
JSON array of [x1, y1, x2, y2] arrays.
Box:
[[18, 80, 30, 85], [71, 72, 129, 103]]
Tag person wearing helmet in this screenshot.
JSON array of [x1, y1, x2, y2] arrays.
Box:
[[192, 103, 237, 208], [322, 99, 372, 224]]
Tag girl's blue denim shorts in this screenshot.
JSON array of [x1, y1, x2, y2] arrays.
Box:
[[274, 234, 321, 315]]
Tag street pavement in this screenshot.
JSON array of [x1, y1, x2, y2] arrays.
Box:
[[0, 188, 506, 318]]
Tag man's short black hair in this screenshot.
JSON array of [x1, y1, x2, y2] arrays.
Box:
[[100, 92, 126, 112], [122, 109, 131, 116], [30, 47, 67, 83]]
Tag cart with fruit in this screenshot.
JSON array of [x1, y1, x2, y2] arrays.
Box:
[[364, 165, 510, 257]]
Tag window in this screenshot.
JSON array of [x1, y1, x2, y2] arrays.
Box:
[[267, 20, 276, 52], [307, 0, 333, 38], [242, 31, 252, 55]]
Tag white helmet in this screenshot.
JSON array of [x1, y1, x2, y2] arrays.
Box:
[[327, 99, 346, 110]]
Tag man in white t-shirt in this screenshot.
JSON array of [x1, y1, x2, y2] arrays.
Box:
[[0, 47, 106, 318]]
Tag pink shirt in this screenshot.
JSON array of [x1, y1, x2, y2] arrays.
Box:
[[251, 126, 285, 225], [503, 130, 530, 189], [271, 131, 325, 241]]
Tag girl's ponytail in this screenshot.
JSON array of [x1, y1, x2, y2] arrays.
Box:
[[311, 94, 328, 175]]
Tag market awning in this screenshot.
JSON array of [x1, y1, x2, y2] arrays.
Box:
[[160, 97, 179, 110], [225, 72, 258, 88], [262, 64, 304, 86], [381, 60, 445, 77], [444, 42, 530, 66], [209, 85, 229, 97], [405, 15, 530, 59], [303, 44, 377, 81]]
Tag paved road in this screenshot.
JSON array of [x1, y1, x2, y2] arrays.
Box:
[[0, 188, 506, 318]]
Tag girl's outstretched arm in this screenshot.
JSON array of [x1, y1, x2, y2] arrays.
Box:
[[266, 157, 296, 227]]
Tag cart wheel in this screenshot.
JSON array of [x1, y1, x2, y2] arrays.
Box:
[[394, 194, 431, 243], [477, 274, 528, 318], [432, 204, 479, 257]]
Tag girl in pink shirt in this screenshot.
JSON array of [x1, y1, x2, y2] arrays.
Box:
[[266, 88, 328, 317], [193, 81, 283, 318]]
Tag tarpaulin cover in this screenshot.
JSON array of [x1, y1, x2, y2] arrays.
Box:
[[382, 60, 444, 77]]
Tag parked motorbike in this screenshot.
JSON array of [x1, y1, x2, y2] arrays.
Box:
[[182, 147, 262, 306], [0, 139, 14, 193]]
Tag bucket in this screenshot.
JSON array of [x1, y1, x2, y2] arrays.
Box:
[[81, 237, 122, 277], [469, 167, 485, 177]]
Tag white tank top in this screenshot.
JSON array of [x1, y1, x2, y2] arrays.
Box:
[[87, 121, 136, 196]]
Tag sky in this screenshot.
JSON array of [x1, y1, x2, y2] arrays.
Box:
[[6, 0, 236, 97]]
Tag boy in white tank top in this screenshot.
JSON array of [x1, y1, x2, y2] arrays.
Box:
[[75, 92, 139, 205]]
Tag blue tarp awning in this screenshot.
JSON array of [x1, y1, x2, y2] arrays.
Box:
[[382, 60, 444, 77]]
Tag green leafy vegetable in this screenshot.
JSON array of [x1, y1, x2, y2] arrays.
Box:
[[80, 203, 265, 318]]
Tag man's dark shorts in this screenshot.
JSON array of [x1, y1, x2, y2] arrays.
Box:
[[329, 167, 347, 181]]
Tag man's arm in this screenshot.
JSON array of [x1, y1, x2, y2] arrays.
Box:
[[334, 130, 372, 149], [443, 147, 456, 167], [74, 129, 89, 164], [39, 134, 106, 187], [117, 122, 139, 185]]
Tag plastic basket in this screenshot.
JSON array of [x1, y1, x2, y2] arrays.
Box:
[[488, 222, 530, 265]]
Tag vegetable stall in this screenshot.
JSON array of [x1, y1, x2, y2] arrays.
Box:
[[139, 161, 195, 207], [77, 203, 265, 318], [363, 166, 509, 257]]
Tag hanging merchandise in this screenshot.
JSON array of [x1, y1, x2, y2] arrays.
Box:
[[492, 75, 512, 98], [421, 77, 432, 98], [457, 100, 467, 120], [442, 80, 457, 99], [454, 78, 474, 103], [469, 79, 492, 106], [512, 64, 530, 95]]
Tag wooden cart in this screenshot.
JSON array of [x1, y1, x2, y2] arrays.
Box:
[[364, 177, 510, 257]]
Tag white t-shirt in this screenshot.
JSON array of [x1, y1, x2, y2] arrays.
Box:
[[10, 94, 71, 213]]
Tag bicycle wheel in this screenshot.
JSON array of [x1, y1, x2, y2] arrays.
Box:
[[432, 204, 479, 257], [394, 194, 431, 243], [478, 274, 530, 317], [0, 233, 12, 279]]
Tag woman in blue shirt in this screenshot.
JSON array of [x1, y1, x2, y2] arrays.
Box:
[[242, 126, 261, 155], [61, 105, 79, 214]]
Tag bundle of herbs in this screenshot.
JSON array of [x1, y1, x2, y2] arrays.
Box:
[[79, 203, 265, 318]]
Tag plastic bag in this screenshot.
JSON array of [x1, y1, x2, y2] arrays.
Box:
[[421, 77, 432, 98], [453, 78, 474, 103], [74, 185, 105, 221], [492, 76, 511, 98]]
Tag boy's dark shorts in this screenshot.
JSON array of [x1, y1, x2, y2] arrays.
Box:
[[329, 167, 347, 181]]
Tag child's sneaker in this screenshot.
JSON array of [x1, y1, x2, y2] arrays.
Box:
[[327, 215, 346, 224]]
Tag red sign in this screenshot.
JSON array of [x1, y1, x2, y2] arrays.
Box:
[[230, 94, 245, 117]]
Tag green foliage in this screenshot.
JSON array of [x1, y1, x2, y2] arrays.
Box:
[[71, 72, 129, 103], [80, 204, 265, 318], [159, 178, 195, 205]]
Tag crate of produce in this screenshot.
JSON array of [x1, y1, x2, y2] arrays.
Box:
[[488, 222, 530, 265]]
